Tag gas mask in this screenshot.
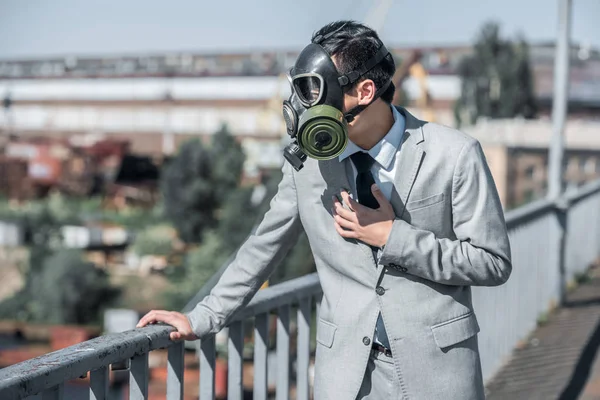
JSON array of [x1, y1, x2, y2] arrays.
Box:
[[282, 36, 392, 171]]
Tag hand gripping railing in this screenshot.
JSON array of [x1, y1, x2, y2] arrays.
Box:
[[0, 273, 322, 400]]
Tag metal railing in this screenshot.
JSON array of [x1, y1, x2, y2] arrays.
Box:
[[474, 179, 600, 382], [0, 273, 322, 400], [0, 325, 182, 400], [1, 179, 600, 399]]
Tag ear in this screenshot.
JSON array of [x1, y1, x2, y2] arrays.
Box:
[[356, 79, 376, 105]]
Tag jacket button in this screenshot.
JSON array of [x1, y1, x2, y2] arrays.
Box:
[[376, 286, 385, 296], [362, 336, 371, 346]]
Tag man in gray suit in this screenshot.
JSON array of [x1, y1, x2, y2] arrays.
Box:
[[138, 21, 512, 399]]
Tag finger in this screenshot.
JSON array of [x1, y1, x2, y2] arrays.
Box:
[[333, 202, 357, 222], [341, 191, 362, 213], [340, 191, 355, 211], [332, 195, 341, 207], [151, 311, 178, 326], [137, 310, 174, 328], [371, 184, 392, 211], [334, 220, 357, 238], [170, 331, 182, 341], [137, 310, 157, 327], [334, 214, 355, 230]]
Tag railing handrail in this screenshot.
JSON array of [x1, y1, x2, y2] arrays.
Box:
[[504, 178, 600, 229], [0, 273, 322, 399], [229, 272, 321, 323], [0, 324, 174, 399], [504, 198, 556, 229], [565, 178, 600, 204]]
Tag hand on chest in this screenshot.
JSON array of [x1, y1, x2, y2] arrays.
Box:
[[296, 152, 449, 242]]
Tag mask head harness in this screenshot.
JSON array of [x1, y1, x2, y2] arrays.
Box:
[[282, 28, 392, 171]]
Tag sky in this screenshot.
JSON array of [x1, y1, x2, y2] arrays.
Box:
[[0, 0, 599, 59]]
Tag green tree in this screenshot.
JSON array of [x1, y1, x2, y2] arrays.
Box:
[[160, 125, 246, 244], [131, 224, 175, 257], [216, 185, 257, 254], [163, 232, 229, 310], [211, 125, 246, 206], [164, 167, 316, 310], [161, 139, 216, 243], [454, 22, 537, 127], [0, 249, 120, 325]]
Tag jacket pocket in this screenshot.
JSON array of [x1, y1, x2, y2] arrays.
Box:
[[405, 193, 445, 211], [316, 318, 337, 348], [430, 312, 480, 349]]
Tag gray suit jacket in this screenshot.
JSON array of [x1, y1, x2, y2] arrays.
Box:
[[186, 107, 512, 399]]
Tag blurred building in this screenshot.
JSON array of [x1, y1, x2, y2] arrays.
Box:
[[0, 42, 598, 180], [0, 135, 159, 202], [464, 119, 600, 209]]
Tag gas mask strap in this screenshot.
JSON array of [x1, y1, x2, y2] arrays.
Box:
[[312, 22, 349, 45], [338, 44, 390, 87], [344, 79, 393, 123]]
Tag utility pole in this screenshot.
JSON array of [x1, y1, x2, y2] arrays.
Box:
[[547, 0, 572, 200], [548, 0, 572, 305], [162, 88, 175, 156], [3, 93, 12, 136]]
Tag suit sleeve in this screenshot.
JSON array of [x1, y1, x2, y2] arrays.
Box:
[[379, 139, 512, 286], [185, 162, 302, 339]]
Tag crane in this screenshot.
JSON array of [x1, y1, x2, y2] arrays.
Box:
[[366, 0, 436, 122], [391, 50, 435, 122]]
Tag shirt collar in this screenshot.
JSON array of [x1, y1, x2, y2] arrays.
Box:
[[338, 106, 405, 170]]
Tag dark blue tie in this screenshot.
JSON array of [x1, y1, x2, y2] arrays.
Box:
[[350, 152, 380, 209], [350, 152, 391, 350]]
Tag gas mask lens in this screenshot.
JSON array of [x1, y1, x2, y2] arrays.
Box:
[[292, 74, 324, 107]]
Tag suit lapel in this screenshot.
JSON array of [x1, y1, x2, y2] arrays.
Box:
[[321, 157, 379, 264], [376, 108, 425, 277], [389, 107, 425, 219], [322, 156, 352, 194]]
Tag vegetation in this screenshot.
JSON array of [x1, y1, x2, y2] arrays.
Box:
[[160, 124, 246, 244], [130, 224, 177, 257], [162, 139, 315, 310], [0, 247, 120, 325], [0, 194, 123, 325], [0, 193, 165, 233], [454, 21, 537, 127], [0, 124, 317, 321]]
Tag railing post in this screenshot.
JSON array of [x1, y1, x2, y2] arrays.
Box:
[[228, 321, 244, 400], [167, 341, 185, 400], [90, 366, 109, 400], [200, 335, 216, 400], [548, 0, 571, 200], [41, 383, 63, 400], [297, 297, 312, 400], [130, 353, 149, 400], [276, 304, 291, 400], [556, 199, 569, 305], [254, 313, 270, 400]]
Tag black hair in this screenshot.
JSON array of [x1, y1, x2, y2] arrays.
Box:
[[312, 20, 396, 103]]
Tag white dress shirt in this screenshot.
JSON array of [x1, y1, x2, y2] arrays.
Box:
[[338, 105, 406, 348], [339, 105, 406, 200]]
